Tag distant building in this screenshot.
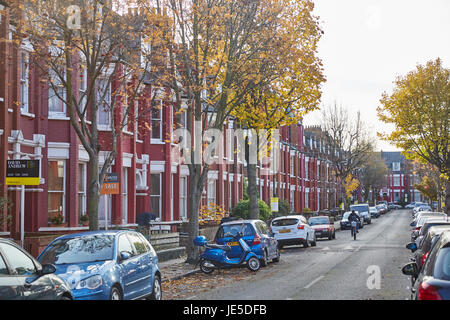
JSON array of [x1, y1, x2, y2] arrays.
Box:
[[378, 151, 424, 203]]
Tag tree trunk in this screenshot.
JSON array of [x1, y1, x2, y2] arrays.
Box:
[[88, 155, 100, 230], [247, 163, 260, 219], [185, 163, 207, 264], [445, 179, 450, 215]]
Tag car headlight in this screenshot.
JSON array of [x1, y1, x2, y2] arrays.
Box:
[[76, 275, 103, 290]]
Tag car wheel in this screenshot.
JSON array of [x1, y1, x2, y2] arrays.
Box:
[[148, 275, 162, 300], [303, 236, 309, 248], [311, 235, 317, 247], [110, 286, 122, 300], [272, 248, 280, 263], [260, 250, 268, 267], [246, 256, 261, 272]]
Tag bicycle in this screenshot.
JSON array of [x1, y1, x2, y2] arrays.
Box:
[[351, 221, 357, 240]]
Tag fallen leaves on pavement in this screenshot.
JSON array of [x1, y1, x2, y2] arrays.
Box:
[[162, 266, 262, 300]]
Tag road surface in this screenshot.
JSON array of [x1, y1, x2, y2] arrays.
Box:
[[187, 209, 412, 300]]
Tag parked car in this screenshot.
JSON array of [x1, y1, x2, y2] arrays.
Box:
[[349, 204, 371, 221], [402, 230, 450, 300], [415, 219, 450, 246], [360, 211, 372, 225], [413, 205, 432, 216], [405, 202, 416, 209], [369, 206, 380, 218], [270, 215, 316, 249], [388, 203, 396, 210], [340, 211, 363, 230], [409, 225, 450, 273], [215, 220, 280, 266], [308, 216, 336, 240], [0, 238, 72, 300], [376, 204, 386, 215], [411, 216, 449, 242], [412, 211, 446, 226], [37, 230, 161, 300]]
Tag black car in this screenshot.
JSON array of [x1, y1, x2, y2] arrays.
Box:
[[0, 238, 72, 300], [402, 230, 450, 300]]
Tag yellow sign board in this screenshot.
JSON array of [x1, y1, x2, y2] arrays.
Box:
[[271, 197, 279, 212], [6, 177, 40, 186]]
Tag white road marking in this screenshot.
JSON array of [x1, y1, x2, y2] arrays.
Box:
[[303, 276, 325, 289]]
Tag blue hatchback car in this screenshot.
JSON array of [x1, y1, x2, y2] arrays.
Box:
[[214, 220, 280, 266], [37, 230, 161, 300]]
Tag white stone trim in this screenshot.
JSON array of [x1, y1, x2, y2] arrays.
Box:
[[150, 161, 165, 173], [180, 165, 189, 176], [48, 142, 70, 159], [78, 145, 90, 162], [123, 153, 133, 168], [208, 170, 219, 180]]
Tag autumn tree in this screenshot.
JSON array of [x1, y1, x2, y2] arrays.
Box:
[[232, 0, 325, 219], [10, 0, 157, 229], [377, 58, 450, 214], [137, 0, 304, 263], [321, 102, 375, 207]]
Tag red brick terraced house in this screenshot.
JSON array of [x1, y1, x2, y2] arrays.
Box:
[[0, 3, 344, 257]]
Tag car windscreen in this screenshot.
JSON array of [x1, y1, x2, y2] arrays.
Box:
[[271, 218, 299, 227], [216, 223, 254, 238], [38, 235, 115, 265], [420, 222, 450, 236], [350, 205, 368, 213], [342, 212, 351, 219], [308, 217, 329, 226], [433, 247, 450, 281]]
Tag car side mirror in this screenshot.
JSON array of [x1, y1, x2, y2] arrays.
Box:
[[402, 262, 418, 277], [119, 251, 132, 262], [410, 222, 416, 227], [406, 242, 417, 252], [41, 264, 56, 275]]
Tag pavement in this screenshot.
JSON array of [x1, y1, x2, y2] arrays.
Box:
[[159, 220, 343, 283], [159, 256, 200, 282]]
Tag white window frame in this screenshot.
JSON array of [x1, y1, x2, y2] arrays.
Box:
[[305, 190, 309, 210], [122, 167, 128, 224], [151, 100, 163, 142], [290, 189, 295, 212], [20, 51, 30, 114], [48, 160, 66, 222], [97, 78, 112, 130], [150, 173, 162, 219], [180, 176, 187, 220], [48, 68, 67, 117], [78, 162, 87, 218], [207, 179, 217, 206], [79, 64, 88, 118]]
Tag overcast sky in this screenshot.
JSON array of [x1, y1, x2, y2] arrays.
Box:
[[304, 0, 450, 151]]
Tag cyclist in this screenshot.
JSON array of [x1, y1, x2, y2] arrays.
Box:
[[348, 210, 360, 235]]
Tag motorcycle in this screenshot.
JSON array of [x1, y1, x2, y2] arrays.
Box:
[[193, 232, 261, 274]]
